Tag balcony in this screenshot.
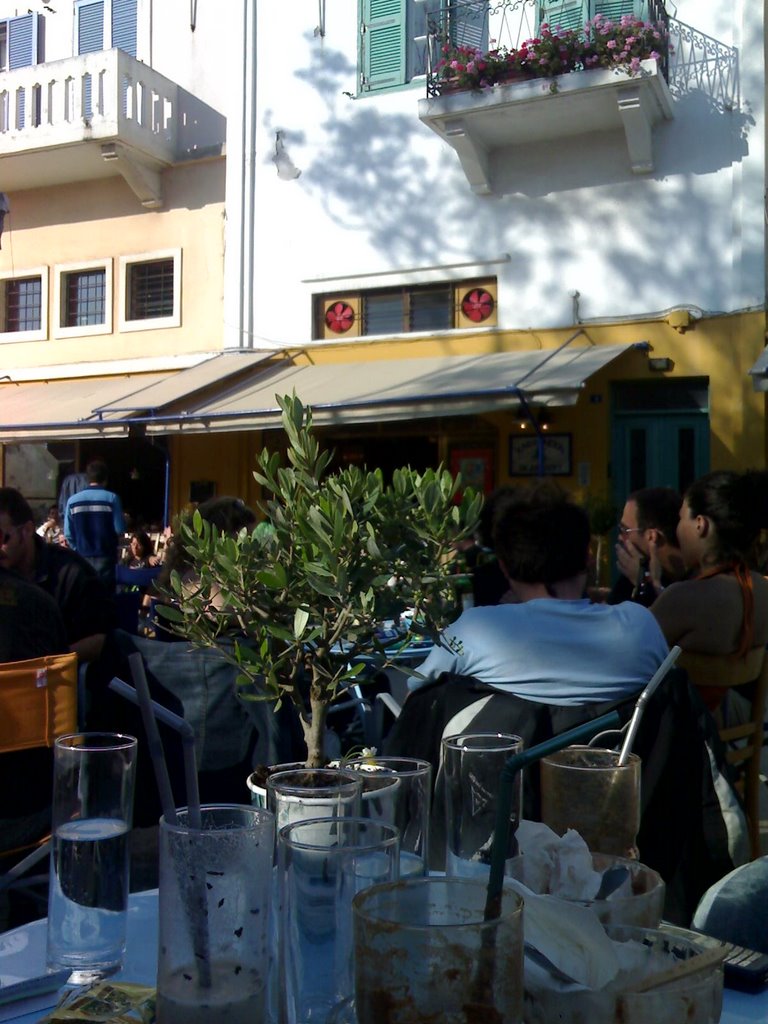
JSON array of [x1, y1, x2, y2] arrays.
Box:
[[0, 50, 180, 207], [418, 59, 673, 194]]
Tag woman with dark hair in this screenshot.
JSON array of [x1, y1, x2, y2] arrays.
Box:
[[651, 470, 768, 666], [123, 530, 156, 568]]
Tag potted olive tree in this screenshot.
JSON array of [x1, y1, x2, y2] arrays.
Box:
[[160, 394, 482, 770]]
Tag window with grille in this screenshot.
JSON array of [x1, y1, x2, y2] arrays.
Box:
[[0, 267, 47, 342], [5, 276, 41, 332], [63, 269, 105, 327], [119, 250, 181, 331], [128, 259, 174, 320]]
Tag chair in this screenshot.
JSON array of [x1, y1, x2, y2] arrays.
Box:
[[0, 652, 79, 905], [677, 647, 768, 860]]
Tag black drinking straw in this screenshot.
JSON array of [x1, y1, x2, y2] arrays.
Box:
[[483, 710, 622, 923], [109, 669, 211, 988]]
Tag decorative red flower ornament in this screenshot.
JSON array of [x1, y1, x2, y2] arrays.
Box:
[[324, 301, 355, 333], [461, 288, 495, 323]]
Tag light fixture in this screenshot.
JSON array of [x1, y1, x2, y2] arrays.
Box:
[[273, 131, 302, 181], [649, 357, 674, 372]]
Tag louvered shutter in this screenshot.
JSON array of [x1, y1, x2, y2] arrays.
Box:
[[111, 0, 137, 56], [8, 14, 37, 129], [77, 1, 103, 120], [450, 0, 487, 51], [77, 1, 104, 53], [361, 0, 406, 92], [593, 0, 637, 19], [537, 0, 589, 32], [8, 14, 36, 69]]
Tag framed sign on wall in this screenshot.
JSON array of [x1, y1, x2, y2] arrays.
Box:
[[509, 434, 572, 477]]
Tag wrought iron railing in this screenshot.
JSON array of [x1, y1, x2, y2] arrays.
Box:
[[424, 0, 671, 97]]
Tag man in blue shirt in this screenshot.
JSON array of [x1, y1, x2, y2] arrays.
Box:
[[64, 459, 125, 591], [408, 483, 669, 704]]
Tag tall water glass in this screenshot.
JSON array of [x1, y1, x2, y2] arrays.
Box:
[[345, 756, 432, 877], [47, 732, 138, 983], [443, 732, 523, 879], [278, 816, 400, 1024], [156, 804, 275, 1024], [266, 768, 362, 834]]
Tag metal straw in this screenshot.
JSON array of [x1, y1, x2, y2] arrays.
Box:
[[618, 646, 680, 766], [483, 710, 622, 922]]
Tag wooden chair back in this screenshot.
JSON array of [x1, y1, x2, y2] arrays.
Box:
[[678, 647, 768, 859], [0, 652, 79, 754]]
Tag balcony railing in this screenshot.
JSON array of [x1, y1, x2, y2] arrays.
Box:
[[425, 0, 670, 97], [0, 49, 177, 164]]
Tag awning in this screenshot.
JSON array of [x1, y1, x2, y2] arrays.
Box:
[[749, 347, 768, 391], [0, 352, 271, 442], [143, 342, 645, 435], [0, 372, 173, 441]]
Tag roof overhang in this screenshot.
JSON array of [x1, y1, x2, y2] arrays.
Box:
[[749, 347, 768, 391]]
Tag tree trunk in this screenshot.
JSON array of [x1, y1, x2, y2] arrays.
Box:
[[301, 688, 328, 769]]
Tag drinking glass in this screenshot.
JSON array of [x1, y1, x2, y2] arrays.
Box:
[[354, 877, 524, 1024], [540, 746, 641, 858], [442, 732, 523, 878], [344, 756, 432, 876], [47, 732, 138, 983], [278, 816, 400, 1024], [156, 804, 275, 1024], [266, 768, 362, 835]]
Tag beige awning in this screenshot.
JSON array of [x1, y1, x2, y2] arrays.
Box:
[[0, 372, 173, 441], [144, 342, 645, 435], [0, 352, 271, 442]]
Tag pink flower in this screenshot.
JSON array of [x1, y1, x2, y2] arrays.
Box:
[[606, 39, 617, 49], [650, 50, 660, 60], [630, 57, 641, 71]]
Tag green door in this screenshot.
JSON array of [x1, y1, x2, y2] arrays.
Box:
[[611, 379, 710, 503]]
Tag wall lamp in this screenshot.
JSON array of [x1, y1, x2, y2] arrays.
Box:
[[648, 357, 674, 372]]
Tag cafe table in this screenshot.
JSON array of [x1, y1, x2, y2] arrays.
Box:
[[0, 889, 764, 1023]]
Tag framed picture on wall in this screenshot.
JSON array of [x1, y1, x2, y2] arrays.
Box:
[[450, 448, 495, 496], [509, 434, 572, 477]]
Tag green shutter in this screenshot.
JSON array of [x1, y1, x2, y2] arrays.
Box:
[[593, 0, 638, 19], [451, 1, 487, 51], [361, 0, 406, 92], [537, 0, 589, 32]]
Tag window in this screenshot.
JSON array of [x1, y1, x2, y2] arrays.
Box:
[[0, 13, 41, 130], [360, 0, 487, 93], [119, 250, 181, 332], [75, 0, 138, 57], [315, 278, 497, 338], [54, 260, 112, 338], [0, 267, 48, 343]]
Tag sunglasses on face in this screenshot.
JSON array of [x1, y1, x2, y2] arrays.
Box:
[[617, 524, 644, 537], [1, 525, 23, 545]]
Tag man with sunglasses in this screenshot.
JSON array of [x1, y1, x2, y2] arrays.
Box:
[[0, 487, 114, 663], [609, 487, 686, 605]]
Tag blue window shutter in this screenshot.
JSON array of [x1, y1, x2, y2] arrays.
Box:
[[77, 1, 105, 54], [361, 0, 406, 92], [537, 0, 589, 32], [8, 14, 36, 69], [111, 0, 137, 56]]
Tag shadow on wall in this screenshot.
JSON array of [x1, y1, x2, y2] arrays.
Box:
[[264, 17, 754, 315]]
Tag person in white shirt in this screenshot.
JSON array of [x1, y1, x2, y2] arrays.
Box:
[[408, 483, 669, 704]]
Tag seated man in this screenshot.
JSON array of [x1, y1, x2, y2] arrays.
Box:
[[0, 487, 115, 664], [609, 486, 687, 605], [0, 566, 68, 662], [408, 484, 668, 703]]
